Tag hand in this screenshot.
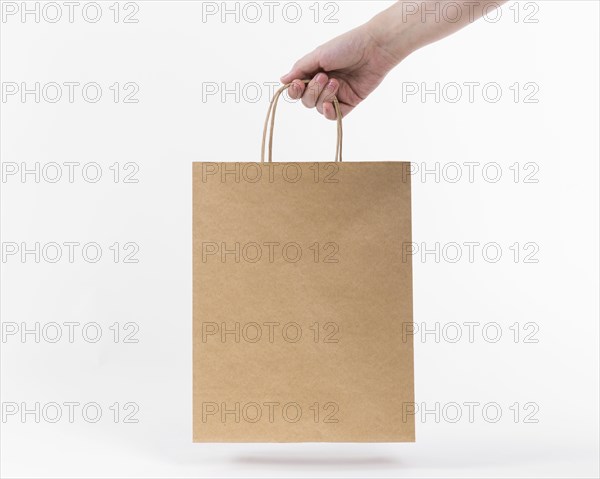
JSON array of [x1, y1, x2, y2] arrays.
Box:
[[280, 24, 402, 120], [280, 1, 507, 120]]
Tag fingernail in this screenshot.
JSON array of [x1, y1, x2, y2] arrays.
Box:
[[316, 72, 327, 83], [326, 80, 336, 91]]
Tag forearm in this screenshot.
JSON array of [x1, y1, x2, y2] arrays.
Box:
[[366, 1, 507, 63]]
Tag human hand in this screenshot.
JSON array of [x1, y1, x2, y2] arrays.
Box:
[[280, 1, 507, 120], [280, 24, 402, 120]]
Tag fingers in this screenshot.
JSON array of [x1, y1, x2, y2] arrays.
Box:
[[323, 102, 338, 121], [281, 47, 343, 120], [300, 73, 327, 109], [283, 72, 342, 121], [326, 101, 354, 120], [316, 79, 339, 115], [287, 79, 306, 100]]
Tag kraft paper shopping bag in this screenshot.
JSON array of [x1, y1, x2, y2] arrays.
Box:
[[193, 82, 414, 442]]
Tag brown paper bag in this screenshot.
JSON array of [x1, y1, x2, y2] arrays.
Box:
[[193, 83, 414, 442]]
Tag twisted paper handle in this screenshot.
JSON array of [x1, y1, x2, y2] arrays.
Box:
[[261, 79, 343, 163]]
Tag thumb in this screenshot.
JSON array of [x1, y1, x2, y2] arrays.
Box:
[[280, 48, 322, 84]]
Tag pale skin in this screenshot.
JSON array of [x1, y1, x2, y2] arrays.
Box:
[[281, 0, 507, 120]]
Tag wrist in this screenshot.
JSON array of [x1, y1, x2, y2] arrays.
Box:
[[364, 4, 416, 67]]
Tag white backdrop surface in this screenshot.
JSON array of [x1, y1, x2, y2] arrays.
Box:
[[1, 1, 598, 477]]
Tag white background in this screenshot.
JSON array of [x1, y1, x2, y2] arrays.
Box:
[[1, 1, 599, 477]]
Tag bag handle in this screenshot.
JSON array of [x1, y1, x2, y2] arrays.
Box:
[[261, 79, 343, 163]]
